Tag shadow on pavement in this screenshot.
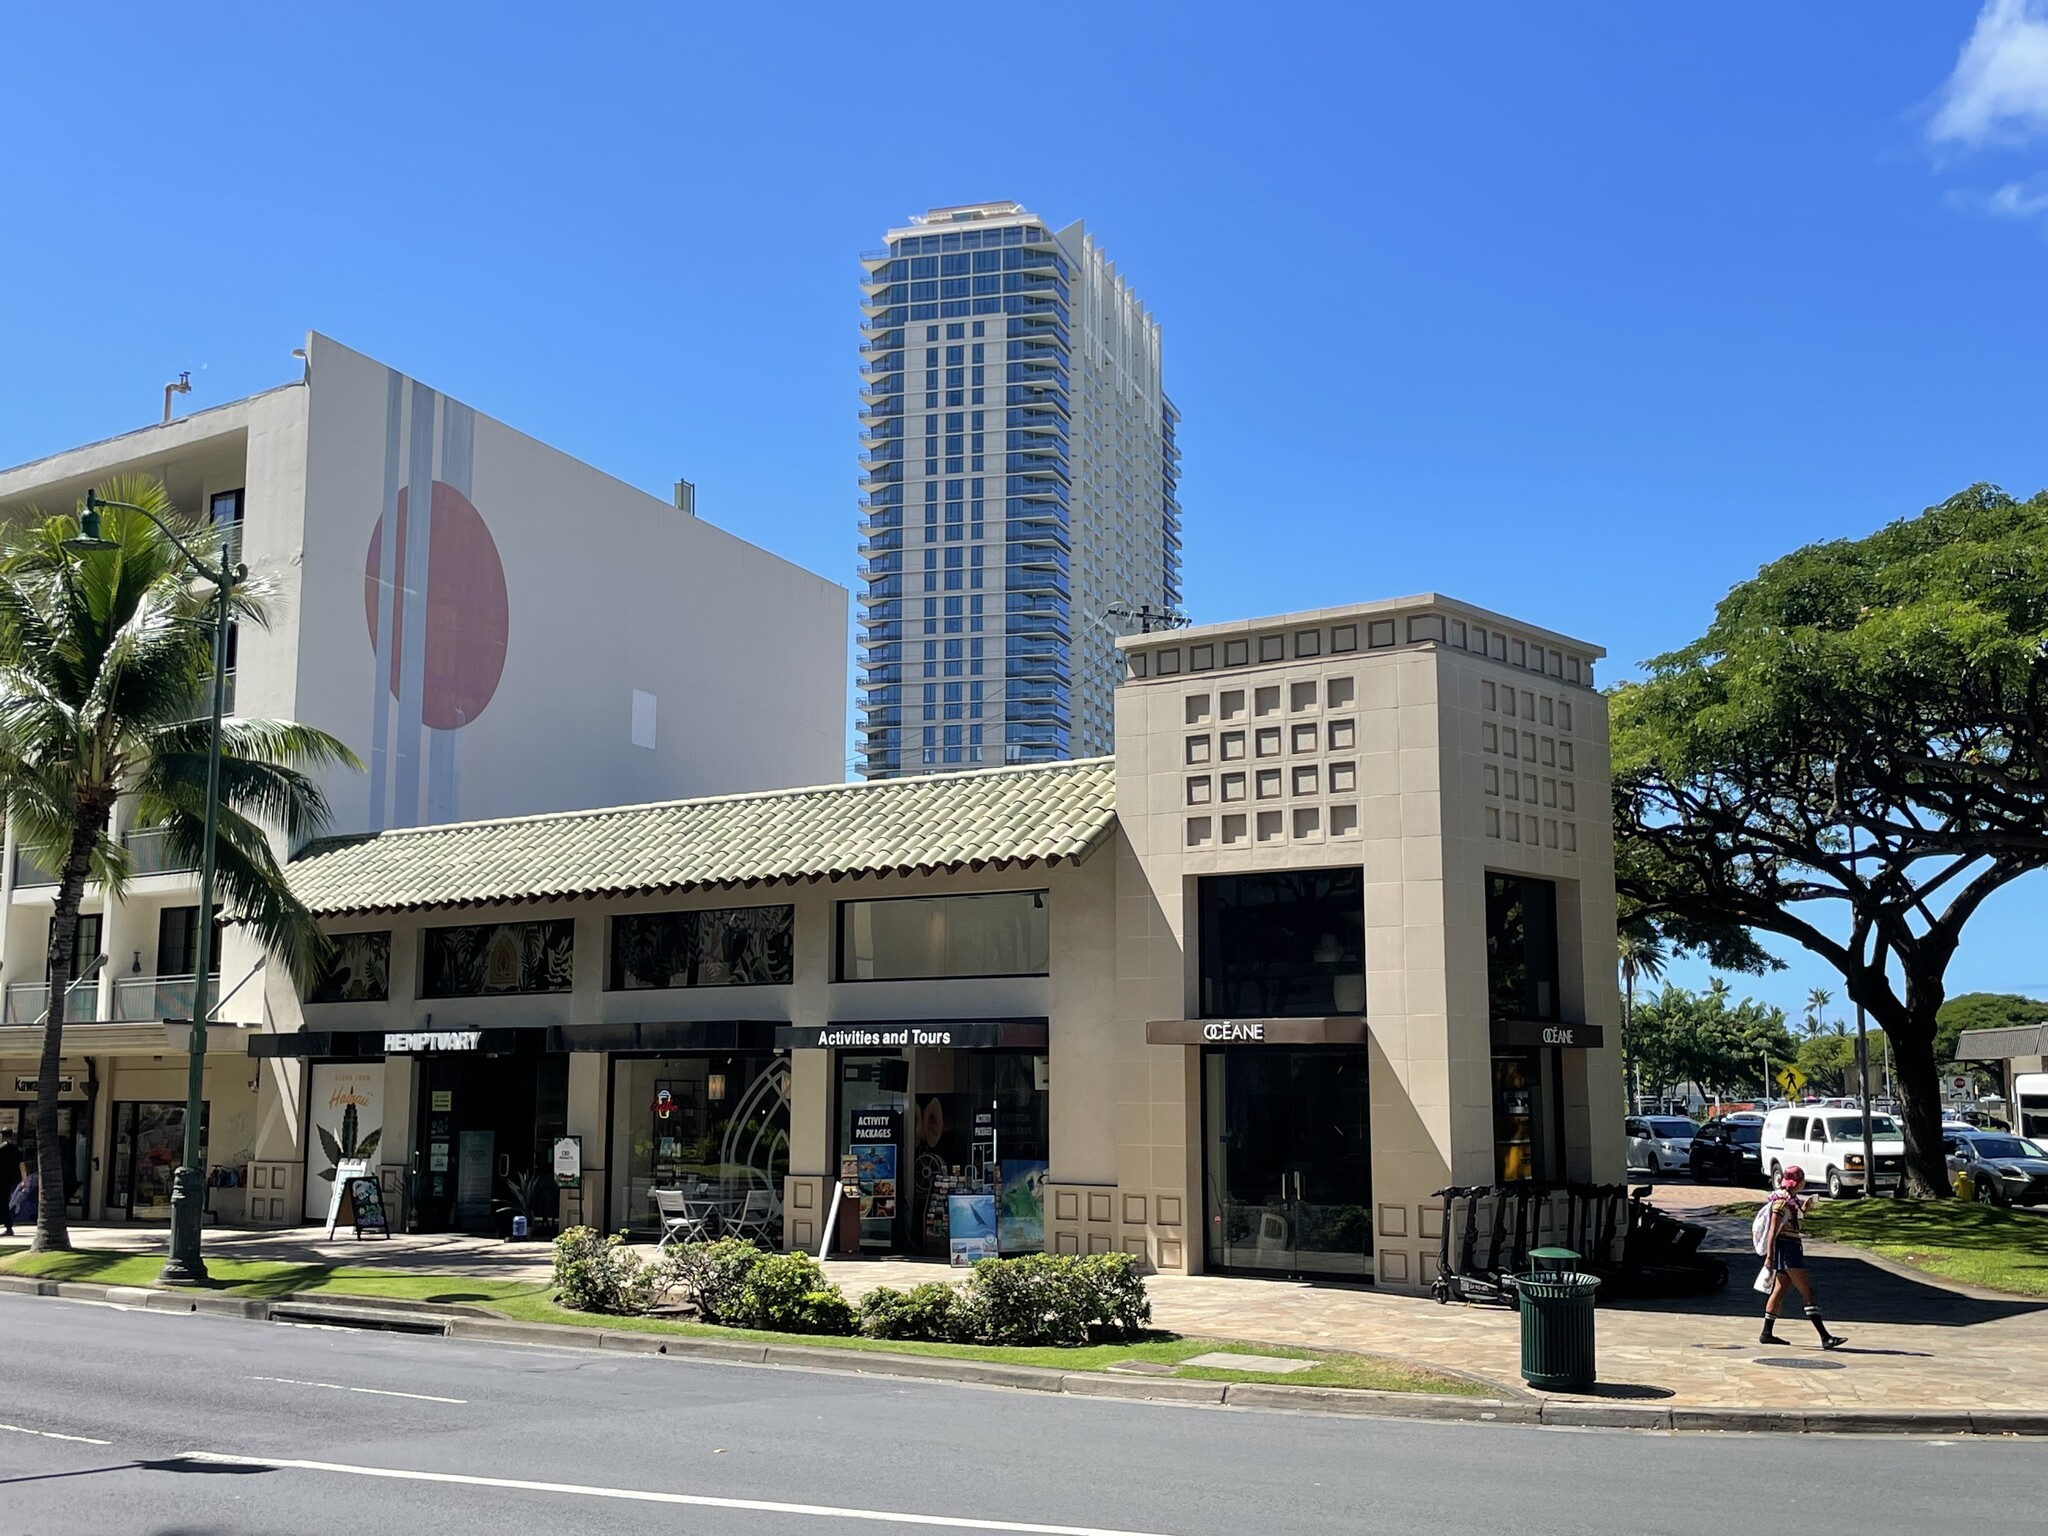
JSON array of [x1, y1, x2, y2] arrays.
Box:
[[1609, 1242, 2048, 1329]]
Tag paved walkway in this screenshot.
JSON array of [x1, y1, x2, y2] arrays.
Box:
[[48, 1183, 2048, 1411]]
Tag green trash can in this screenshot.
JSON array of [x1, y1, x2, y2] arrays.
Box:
[[1517, 1269, 1600, 1391]]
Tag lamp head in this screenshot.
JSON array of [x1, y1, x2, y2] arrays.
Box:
[[63, 492, 121, 553]]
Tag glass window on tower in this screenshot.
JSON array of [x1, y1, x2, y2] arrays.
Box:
[[1485, 874, 1560, 1022]]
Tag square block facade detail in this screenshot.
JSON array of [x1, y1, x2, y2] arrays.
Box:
[[1111, 596, 1623, 1287]]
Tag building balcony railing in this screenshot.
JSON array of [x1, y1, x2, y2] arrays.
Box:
[[122, 825, 197, 876], [11, 847, 59, 888], [3, 981, 97, 1025], [114, 973, 202, 1022]]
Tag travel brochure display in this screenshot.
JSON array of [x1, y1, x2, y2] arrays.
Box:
[[947, 1192, 997, 1264], [906, 1095, 1050, 1261], [849, 1110, 899, 1251]]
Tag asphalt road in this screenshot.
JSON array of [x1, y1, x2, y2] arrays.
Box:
[[0, 1294, 2038, 1536]]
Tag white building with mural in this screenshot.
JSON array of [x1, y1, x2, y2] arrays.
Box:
[[0, 334, 847, 1225]]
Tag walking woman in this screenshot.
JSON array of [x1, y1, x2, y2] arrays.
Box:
[[1760, 1167, 1846, 1349]]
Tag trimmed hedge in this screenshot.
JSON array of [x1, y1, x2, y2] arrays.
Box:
[[553, 1231, 1151, 1348], [551, 1229, 855, 1334], [859, 1253, 1151, 1346]]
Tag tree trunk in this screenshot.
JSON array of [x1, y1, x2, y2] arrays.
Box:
[[30, 814, 101, 1253], [1888, 1011, 1951, 1199]]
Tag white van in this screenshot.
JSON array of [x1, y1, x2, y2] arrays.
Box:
[[1759, 1106, 1906, 1198], [2016, 1074, 2048, 1141]]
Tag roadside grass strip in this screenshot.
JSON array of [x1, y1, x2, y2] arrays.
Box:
[[0, 1248, 1477, 1395]]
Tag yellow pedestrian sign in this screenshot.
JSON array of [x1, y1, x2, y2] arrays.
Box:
[[1775, 1064, 1806, 1097]]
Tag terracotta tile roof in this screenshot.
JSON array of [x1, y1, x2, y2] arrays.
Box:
[[287, 757, 1118, 916]]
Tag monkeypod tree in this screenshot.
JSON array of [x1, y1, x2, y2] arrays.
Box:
[[1613, 485, 2048, 1198]]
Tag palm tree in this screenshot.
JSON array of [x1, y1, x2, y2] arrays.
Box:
[[1802, 986, 1832, 1040], [0, 477, 358, 1252], [1617, 920, 1667, 1114]]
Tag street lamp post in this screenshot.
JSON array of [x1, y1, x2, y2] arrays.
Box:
[[69, 489, 240, 1286]]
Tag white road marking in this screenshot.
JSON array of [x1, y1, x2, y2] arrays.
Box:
[[249, 1376, 466, 1405], [175, 1453, 1179, 1535], [0, 1422, 112, 1446]]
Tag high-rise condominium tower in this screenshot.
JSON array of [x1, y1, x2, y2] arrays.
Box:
[[857, 201, 1181, 777]]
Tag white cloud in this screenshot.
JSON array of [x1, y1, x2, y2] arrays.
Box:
[[1986, 175, 2048, 215], [1931, 0, 2048, 146]]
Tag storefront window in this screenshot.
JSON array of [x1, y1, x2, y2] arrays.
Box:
[[1198, 869, 1365, 1018], [1486, 874, 1559, 1022], [609, 1055, 789, 1235], [308, 932, 391, 1003], [608, 906, 794, 990], [421, 919, 574, 998], [910, 1051, 1047, 1258], [1202, 1048, 1371, 1277], [107, 1101, 208, 1220], [1492, 1051, 1540, 1182], [0, 1098, 90, 1215], [838, 891, 1049, 980]]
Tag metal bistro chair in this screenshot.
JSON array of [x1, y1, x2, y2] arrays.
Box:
[[652, 1188, 710, 1252], [727, 1188, 777, 1246]]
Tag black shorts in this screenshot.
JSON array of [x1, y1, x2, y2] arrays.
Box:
[[1771, 1236, 1806, 1271]]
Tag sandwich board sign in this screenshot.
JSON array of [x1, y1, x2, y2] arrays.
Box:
[[345, 1170, 389, 1239], [552, 1136, 582, 1189], [323, 1158, 388, 1239]]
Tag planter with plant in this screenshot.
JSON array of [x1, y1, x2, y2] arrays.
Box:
[[495, 1169, 553, 1241]]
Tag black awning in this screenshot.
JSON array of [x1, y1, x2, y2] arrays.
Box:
[[250, 1027, 556, 1059], [549, 1020, 784, 1054], [1490, 1019, 1605, 1050], [250, 1032, 377, 1060]]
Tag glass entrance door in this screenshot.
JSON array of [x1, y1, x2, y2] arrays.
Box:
[[107, 1102, 209, 1220], [1202, 1049, 1371, 1278]]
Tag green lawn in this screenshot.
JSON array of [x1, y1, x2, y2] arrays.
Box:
[[0, 1250, 545, 1305], [0, 1249, 1478, 1395], [1800, 1200, 2048, 1298]]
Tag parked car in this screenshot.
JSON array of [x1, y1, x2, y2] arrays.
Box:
[[1944, 1131, 2048, 1207], [1625, 1115, 1698, 1173], [1689, 1117, 1765, 1184], [1759, 1106, 1906, 1198]]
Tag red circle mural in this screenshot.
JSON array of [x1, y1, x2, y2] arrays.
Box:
[[363, 480, 509, 731]]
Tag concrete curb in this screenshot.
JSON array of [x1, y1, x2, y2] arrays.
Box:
[[2, 1272, 2039, 1437]]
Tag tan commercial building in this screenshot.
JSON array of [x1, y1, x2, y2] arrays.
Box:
[[261, 594, 1620, 1291]]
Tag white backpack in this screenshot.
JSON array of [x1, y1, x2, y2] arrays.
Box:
[[1750, 1197, 1780, 1256]]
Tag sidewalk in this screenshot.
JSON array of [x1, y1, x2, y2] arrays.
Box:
[[51, 1188, 2048, 1413]]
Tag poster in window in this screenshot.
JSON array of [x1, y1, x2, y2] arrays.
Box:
[[303, 1063, 384, 1221], [309, 932, 391, 1003], [424, 920, 574, 996], [948, 1193, 997, 1265], [997, 1159, 1047, 1255]]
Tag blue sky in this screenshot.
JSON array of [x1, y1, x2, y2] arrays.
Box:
[[3, 4, 2044, 1018]]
